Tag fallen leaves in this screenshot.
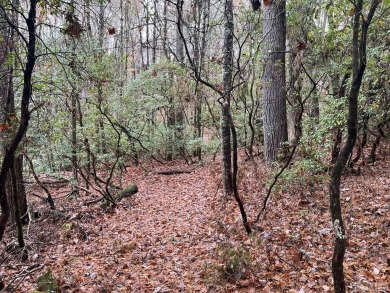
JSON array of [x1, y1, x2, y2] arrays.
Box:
[[1, 150, 389, 292]]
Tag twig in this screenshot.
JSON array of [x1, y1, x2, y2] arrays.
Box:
[[84, 197, 104, 205], [273, 250, 299, 269], [24, 153, 55, 209], [2, 264, 43, 292]]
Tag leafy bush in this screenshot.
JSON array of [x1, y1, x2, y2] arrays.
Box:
[[204, 244, 252, 285], [34, 269, 58, 293], [278, 157, 328, 194]]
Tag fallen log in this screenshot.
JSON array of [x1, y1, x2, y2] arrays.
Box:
[[115, 184, 138, 201], [84, 184, 138, 208], [100, 183, 138, 210], [154, 169, 193, 175]]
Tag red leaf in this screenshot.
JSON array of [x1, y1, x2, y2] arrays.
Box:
[[0, 123, 10, 131], [263, 0, 271, 6], [108, 27, 116, 35], [296, 40, 307, 51]]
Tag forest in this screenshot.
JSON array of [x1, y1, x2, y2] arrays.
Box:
[[0, 0, 389, 292]]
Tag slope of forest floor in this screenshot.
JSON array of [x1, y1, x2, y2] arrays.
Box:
[[1, 147, 389, 292]]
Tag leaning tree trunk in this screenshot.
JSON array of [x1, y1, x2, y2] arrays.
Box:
[[262, 0, 288, 162], [0, 0, 37, 241], [0, 0, 28, 228], [329, 1, 380, 292]]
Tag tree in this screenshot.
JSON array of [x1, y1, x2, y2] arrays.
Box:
[[329, 0, 381, 292], [0, 0, 37, 241], [221, 0, 234, 195], [262, 0, 288, 161], [1, 0, 29, 230]]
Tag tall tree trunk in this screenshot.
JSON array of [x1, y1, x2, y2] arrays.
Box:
[[0, 0, 37, 241], [1, 5, 28, 226], [287, 48, 303, 142], [221, 0, 234, 195], [68, 6, 79, 193], [71, 89, 78, 192], [192, 0, 202, 160], [145, 2, 150, 68], [175, 15, 185, 157], [329, 1, 380, 292], [152, 1, 158, 64], [262, 0, 288, 161], [166, 2, 188, 161], [97, 3, 107, 154], [162, 0, 169, 59], [0, 7, 11, 237]]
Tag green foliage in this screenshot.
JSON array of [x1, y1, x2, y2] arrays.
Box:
[[205, 244, 252, 285], [300, 209, 309, 217], [278, 156, 328, 193], [34, 269, 58, 293], [117, 61, 200, 159], [17, 0, 389, 189]]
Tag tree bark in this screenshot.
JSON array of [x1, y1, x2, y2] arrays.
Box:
[[331, 73, 350, 164], [329, 1, 380, 292], [262, 0, 288, 161], [10, 159, 25, 248], [221, 0, 234, 195], [0, 1, 28, 227], [0, 7, 11, 238], [287, 48, 303, 142], [175, 15, 185, 157], [0, 0, 37, 240]]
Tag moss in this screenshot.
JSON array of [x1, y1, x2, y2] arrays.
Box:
[[115, 184, 138, 201]]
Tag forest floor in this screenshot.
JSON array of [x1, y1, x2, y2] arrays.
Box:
[[1, 147, 389, 292]]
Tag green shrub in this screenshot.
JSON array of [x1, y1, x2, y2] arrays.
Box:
[[34, 269, 58, 293]]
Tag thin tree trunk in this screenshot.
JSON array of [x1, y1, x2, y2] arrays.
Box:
[[71, 91, 78, 188], [329, 1, 380, 292], [162, 1, 169, 59], [221, 0, 234, 195], [9, 156, 27, 224], [331, 73, 350, 164], [166, 96, 175, 161], [192, 0, 202, 160], [10, 159, 25, 248], [175, 17, 185, 157], [152, 1, 157, 64], [69, 28, 79, 194], [97, 3, 107, 154], [145, 3, 150, 68], [225, 103, 251, 234], [287, 49, 303, 142]]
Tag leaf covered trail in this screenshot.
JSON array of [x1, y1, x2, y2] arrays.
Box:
[[1, 156, 389, 292], [26, 164, 220, 292]]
